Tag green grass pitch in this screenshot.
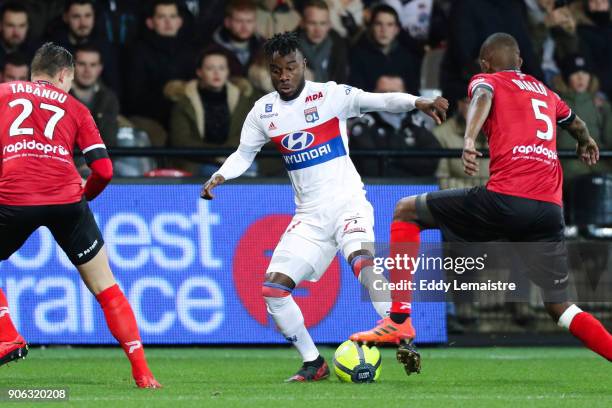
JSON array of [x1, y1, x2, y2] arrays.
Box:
[[1, 347, 610, 408]]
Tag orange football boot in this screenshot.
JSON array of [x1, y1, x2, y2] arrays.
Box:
[[350, 316, 416, 345]]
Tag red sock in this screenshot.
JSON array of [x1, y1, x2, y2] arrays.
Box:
[[96, 284, 152, 377], [389, 221, 420, 319], [569, 312, 612, 361], [0, 288, 20, 341]]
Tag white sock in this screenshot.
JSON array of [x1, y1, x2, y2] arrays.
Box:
[[557, 304, 583, 329], [264, 295, 319, 362], [359, 267, 391, 318]]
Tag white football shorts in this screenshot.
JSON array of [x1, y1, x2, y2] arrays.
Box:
[[266, 195, 375, 284]]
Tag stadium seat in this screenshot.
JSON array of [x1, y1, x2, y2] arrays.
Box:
[[113, 127, 157, 177]]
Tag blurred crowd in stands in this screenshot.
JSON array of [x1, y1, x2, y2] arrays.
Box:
[[1, 0, 612, 184]]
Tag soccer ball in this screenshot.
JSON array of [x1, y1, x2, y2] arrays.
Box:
[[333, 340, 381, 383]]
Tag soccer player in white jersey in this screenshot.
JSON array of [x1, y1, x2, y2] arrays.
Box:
[[202, 32, 448, 381]]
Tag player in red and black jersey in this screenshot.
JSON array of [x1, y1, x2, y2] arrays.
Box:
[[352, 33, 612, 374], [0, 43, 161, 388]]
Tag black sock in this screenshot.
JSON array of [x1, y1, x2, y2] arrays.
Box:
[[303, 355, 324, 367], [390, 312, 410, 324]]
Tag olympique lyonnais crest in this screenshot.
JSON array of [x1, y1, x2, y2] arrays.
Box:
[[304, 107, 319, 123]]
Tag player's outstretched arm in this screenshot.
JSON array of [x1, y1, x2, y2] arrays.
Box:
[[357, 92, 448, 124], [566, 115, 600, 166], [201, 107, 267, 200], [462, 87, 492, 176], [200, 145, 258, 200]]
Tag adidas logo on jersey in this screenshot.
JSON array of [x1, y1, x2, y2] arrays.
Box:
[[268, 122, 277, 130]]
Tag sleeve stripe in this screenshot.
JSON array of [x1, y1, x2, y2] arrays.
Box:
[[557, 110, 574, 124], [82, 143, 107, 154], [470, 82, 494, 95], [84, 146, 110, 165]]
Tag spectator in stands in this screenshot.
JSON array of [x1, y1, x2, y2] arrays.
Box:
[[324, 0, 363, 40], [0, 2, 36, 66], [176, 0, 226, 46], [525, 0, 578, 85], [382, 0, 448, 51], [0, 51, 29, 82], [12, 1, 64, 42], [124, 0, 195, 130], [574, 0, 612, 100], [297, 0, 348, 83], [556, 53, 612, 178], [70, 45, 120, 147], [440, 0, 542, 108], [94, 0, 142, 49], [169, 50, 255, 175], [348, 4, 421, 93], [211, 0, 264, 78], [256, 0, 301, 39], [348, 75, 441, 177], [49, 0, 119, 92], [433, 94, 490, 189]]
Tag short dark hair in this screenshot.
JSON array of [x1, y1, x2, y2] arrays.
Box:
[[301, 0, 329, 14], [197, 48, 228, 67], [30, 42, 74, 77], [479, 32, 519, 59], [64, 0, 95, 13], [264, 31, 302, 58], [369, 4, 400, 27], [1, 1, 28, 20], [74, 43, 103, 64], [225, 0, 257, 17], [148, 0, 180, 18], [3, 52, 29, 68]]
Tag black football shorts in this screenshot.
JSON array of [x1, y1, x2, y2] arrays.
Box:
[[416, 186, 569, 302], [0, 198, 104, 266]]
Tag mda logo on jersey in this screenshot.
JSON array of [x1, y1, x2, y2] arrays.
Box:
[[281, 132, 315, 151]]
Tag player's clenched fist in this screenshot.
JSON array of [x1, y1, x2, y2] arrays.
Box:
[[201, 174, 225, 200], [415, 96, 449, 125]]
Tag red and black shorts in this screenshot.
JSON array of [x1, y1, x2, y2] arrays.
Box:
[[416, 186, 569, 302], [0, 198, 104, 266]]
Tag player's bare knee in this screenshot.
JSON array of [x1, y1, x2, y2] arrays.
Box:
[[393, 196, 418, 222], [262, 272, 296, 300], [347, 249, 373, 265], [76, 246, 116, 295]]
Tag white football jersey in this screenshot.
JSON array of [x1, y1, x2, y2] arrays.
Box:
[[241, 81, 366, 208]]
